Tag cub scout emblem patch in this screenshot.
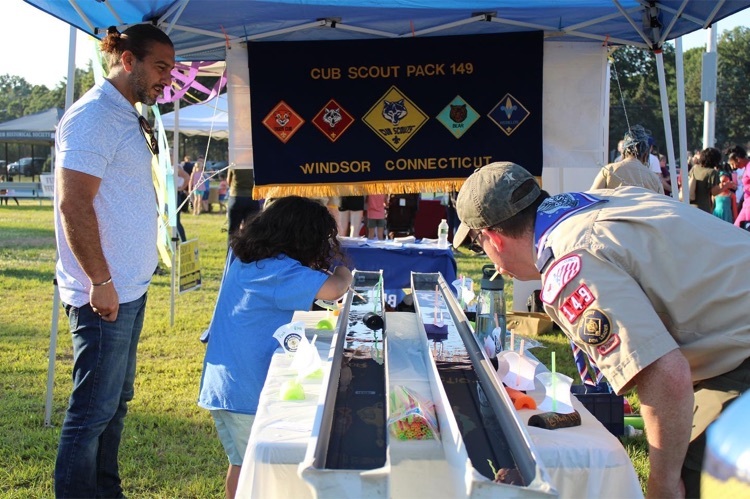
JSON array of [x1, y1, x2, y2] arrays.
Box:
[[559, 284, 595, 323], [578, 309, 612, 345], [541, 254, 581, 304]]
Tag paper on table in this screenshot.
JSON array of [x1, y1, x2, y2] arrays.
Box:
[[497, 351, 539, 391], [536, 372, 575, 414]]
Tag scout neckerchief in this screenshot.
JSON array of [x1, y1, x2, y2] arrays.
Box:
[[534, 192, 608, 387]]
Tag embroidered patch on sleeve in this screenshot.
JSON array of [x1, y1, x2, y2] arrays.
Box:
[[577, 308, 612, 345], [559, 284, 595, 323], [541, 254, 581, 304], [597, 334, 621, 356]]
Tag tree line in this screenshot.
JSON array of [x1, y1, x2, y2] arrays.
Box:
[[609, 26, 750, 161]]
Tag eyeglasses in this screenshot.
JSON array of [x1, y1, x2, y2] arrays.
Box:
[[467, 229, 483, 253], [138, 116, 159, 156]]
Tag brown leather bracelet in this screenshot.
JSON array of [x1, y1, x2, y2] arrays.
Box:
[[92, 277, 112, 287]]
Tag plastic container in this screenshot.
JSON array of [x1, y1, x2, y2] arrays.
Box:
[[437, 219, 449, 248], [570, 384, 624, 436], [702, 391, 750, 497], [475, 264, 505, 356]]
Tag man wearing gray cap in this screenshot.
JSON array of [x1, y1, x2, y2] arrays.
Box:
[[453, 161, 750, 499]]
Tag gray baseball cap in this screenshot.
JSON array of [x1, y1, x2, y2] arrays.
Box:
[[453, 162, 541, 248]]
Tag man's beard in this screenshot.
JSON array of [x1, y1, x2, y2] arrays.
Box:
[[132, 65, 158, 106]]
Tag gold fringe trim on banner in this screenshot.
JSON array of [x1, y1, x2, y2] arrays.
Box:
[[253, 178, 468, 200]]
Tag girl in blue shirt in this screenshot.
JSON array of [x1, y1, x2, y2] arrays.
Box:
[[198, 195, 352, 498]]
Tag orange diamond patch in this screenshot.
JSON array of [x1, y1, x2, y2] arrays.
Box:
[[262, 101, 304, 143]]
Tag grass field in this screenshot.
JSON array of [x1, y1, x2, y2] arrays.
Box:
[[0, 200, 647, 498]]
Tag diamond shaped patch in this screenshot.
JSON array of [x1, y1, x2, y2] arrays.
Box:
[[362, 86, 428, 152], [488, 93, 530, 136], [262, 101, 304, 143], [436, 96, 480, 139], [311, 99, 355, 142]]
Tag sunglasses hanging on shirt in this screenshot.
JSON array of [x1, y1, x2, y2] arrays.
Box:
[[138, 115, 159, 156]]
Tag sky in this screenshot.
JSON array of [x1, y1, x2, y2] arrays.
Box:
[[1, 1, 749, 89]]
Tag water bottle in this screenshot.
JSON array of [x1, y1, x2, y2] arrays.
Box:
[[475, 264, 506, 357], [437, 219, 449, 248], [702, 390, 750, 497]]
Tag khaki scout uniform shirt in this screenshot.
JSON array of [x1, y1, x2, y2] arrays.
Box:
[[590, 157, 665, 195], [537, 187, 750, 395]]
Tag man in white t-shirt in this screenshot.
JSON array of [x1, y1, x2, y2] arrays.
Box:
[[53, 24, 174, 498]]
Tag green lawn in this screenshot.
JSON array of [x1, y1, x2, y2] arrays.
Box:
[[0, 201, 647, 498]]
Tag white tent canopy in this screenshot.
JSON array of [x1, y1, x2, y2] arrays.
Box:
[[159, 94, 228, 139]]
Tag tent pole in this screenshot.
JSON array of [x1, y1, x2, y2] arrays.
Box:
[[170, 101, 180, 327], [702, 24, 718, 148], [654, 50, 678, 202], [45, 25, 78, 427], [674, 38, 690, 204]]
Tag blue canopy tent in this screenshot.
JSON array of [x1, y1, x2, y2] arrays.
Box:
[[21, 1, 750, 53]]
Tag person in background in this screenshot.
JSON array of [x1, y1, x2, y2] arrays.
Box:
[[175, 160, 190, 241], [53, 24, 174, 498], [689, 147, 728, 213], [180, 154, 195, 174], [226, 166, 260, 238], [337, 195, 365, 237], [613, 139, 625, 162], [658, 154, 672, 196], [366, 193, 388, 240], [727, 146, 748, 217], [177, 155, 194, 213], [217, 172, 228, 214], [712, 170, 738, 223], [190, 158, 206, 215], [198, 196, 352, 499], [590, 124, 664, 194], [0, 174, 19, 206], [453, 161, 750, 499], [200, 159, 211, 213]]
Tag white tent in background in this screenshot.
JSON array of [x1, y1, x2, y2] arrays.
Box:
[[160, 94, 228, 139]]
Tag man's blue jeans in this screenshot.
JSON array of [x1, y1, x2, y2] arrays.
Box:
[[54, 293, 147, 499]]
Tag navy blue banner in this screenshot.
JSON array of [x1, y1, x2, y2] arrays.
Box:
[[247, 32, 543, 198]]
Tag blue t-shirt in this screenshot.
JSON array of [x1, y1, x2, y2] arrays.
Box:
[[198, 255, 328, 414]]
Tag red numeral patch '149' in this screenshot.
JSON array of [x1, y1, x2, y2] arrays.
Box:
[[559, 284, 595, 323]]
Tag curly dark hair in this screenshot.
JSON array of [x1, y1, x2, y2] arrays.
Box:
[[230, 196, 344, 270], [695, 147, 722, 169], [100, 24, 173, 69]]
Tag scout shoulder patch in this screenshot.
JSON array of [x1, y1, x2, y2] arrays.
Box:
[[541, 254, 581, 304], [577, 308, 612, 345], [559, 283, 595, 323]]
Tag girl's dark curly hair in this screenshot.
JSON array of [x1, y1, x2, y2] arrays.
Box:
[[231, 196, 344, 270]]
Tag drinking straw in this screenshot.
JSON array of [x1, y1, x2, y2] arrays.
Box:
[[490, 270, 500, 281], [375, 273, 384, 313], [517, 339, 526, 387], [551, 351, 557, 412], [433, 285, 439, 324]]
